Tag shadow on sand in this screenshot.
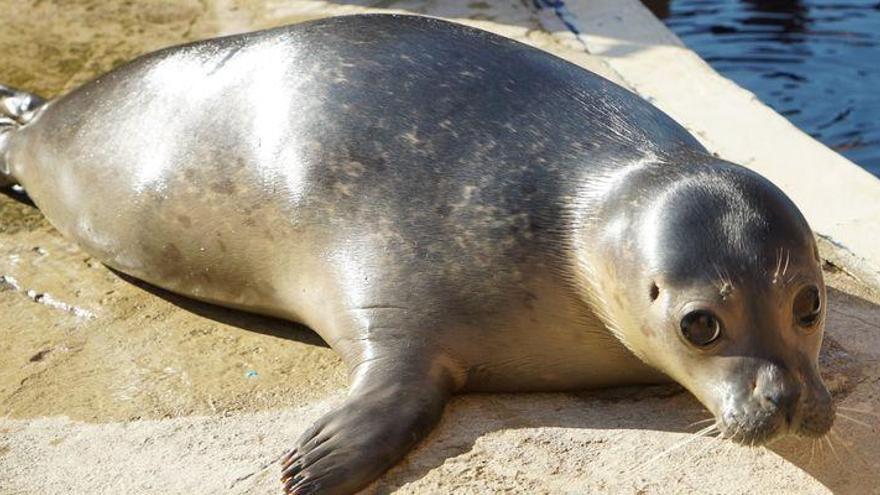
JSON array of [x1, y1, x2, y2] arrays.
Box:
[[115, 270, 329, 349]]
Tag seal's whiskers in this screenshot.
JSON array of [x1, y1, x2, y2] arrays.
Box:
[[623, 424, 719, 480], [681, 428, 726, 467], [807, 438, 818, 468], [771, 247, 784, 284], [829, 427, 871, 468], [824, 435, 843, 465], [837, 406, 880, 419], [685, 417, 716, 430], [836, 412, 875, 430], [817, 436, 827, 459], [781, 249, 791, 278]]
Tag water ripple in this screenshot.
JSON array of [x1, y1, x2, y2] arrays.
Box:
[[644, 0, 880, 176]]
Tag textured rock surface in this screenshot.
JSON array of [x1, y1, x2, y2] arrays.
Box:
[[1, 1, 879, 494]]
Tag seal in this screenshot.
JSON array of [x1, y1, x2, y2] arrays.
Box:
[[1, 14, 834, 495]]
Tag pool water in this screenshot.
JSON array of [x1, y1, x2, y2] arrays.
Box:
[[642, 0, 880, 177]]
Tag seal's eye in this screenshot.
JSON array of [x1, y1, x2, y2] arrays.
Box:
[[794, 285, 821, 328], [680, 311, 722, 347]]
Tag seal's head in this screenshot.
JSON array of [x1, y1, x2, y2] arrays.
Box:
[[590, 157, 834, 445]]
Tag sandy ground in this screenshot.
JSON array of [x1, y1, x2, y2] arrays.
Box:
[[2, 1, 880, 494]]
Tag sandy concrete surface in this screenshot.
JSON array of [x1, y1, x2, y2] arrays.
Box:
[[2, 1, 880, 494]]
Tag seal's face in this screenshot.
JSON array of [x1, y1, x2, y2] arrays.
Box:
[[613, 165, 835, 445], [644, 259, 833, 445]]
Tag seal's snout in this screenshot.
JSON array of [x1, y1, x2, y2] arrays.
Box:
[[717, 366, 797, 445], [718, 362, 835, 445]]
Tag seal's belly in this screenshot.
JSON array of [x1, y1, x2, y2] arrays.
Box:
[[65, 178, 312, 321], [12, 121, 315, 320]]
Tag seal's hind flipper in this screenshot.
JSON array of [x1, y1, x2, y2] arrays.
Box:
[[1, 84, 46, 186], [0, 85, 45, 126]]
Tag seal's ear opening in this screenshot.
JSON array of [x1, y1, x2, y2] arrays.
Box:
[[649, 282, 660, 302]]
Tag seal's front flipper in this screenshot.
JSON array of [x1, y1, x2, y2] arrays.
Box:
[[1, 84, 46, 187], [280, 355, 455, 495]]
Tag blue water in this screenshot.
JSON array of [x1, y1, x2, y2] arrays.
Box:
[[642, 0, 880, 177]]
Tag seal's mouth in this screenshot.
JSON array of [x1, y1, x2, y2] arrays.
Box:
[[717, 409, 790, 446], [714, 397, 836, 446]]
